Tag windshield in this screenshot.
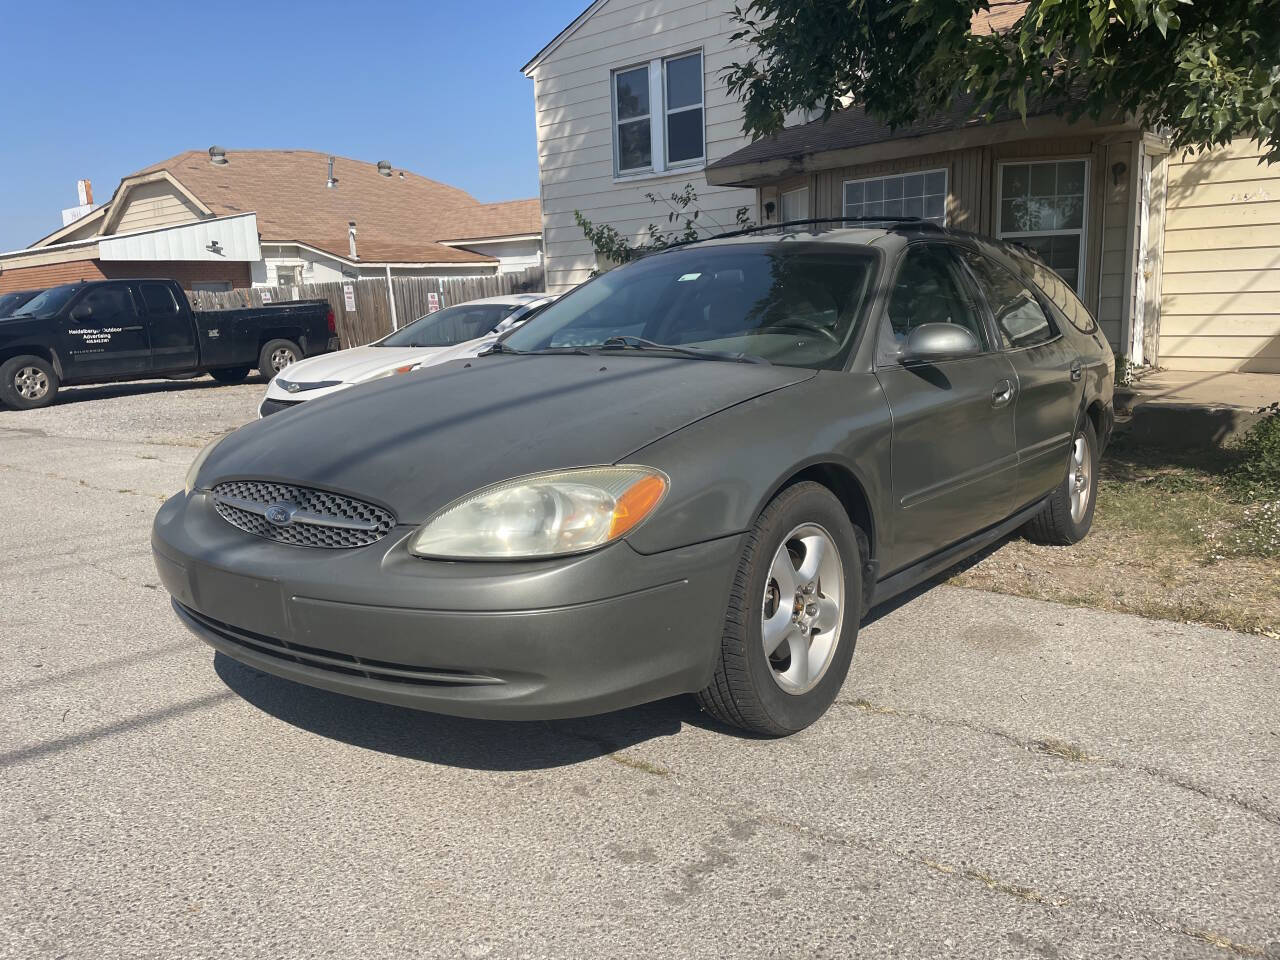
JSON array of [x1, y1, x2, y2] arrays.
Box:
[[504, 244, 877, 369], [377, 302, 523, 348], [11, 284, 80, 319], [0, 291, 37, 316]]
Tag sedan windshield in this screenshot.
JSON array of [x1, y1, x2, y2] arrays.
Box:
[[10, 284, 79, 319], [504, 243, 877, 369], [377, 302, 523, 348], [0, 291, 37, 316]]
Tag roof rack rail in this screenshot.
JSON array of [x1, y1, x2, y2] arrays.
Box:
[[635, 216, 942, 258]]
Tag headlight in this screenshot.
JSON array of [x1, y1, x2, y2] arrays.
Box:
[[408, 465, 668, 560], [184, 433, 230, 494]]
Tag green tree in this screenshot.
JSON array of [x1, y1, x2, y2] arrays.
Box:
[[576, 185, 754, 271], [723, 0, 1280, 160]]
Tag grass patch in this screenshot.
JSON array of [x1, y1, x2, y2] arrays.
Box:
[[949, 433, 1280, 636]]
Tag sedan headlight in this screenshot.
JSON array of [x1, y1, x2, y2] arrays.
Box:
[[185, 433, 230, 494], [409, 466, 668, 560], [359, 364, 419, 384]]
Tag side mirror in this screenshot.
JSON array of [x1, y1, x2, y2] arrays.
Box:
[[70, 303, 93, 322], [900, 323, 980, 364]]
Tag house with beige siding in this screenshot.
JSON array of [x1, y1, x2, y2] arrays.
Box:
[[527, 1, 1280, 374], [522, 0, 759, 294]]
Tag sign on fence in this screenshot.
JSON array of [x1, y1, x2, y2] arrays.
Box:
[[426, 291, 441, 313], [260, 289, 273, 303], [343, 284, 356, 312]]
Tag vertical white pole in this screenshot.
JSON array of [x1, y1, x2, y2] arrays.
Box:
[[385, 264, 398, 330]]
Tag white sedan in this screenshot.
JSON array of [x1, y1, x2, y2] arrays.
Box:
[[258, 294, 551, 417]]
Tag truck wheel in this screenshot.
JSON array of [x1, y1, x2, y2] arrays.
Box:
[[210, 366, 251, 385], [1023, 418, 1099, 545], [696, 482, 861, 737], [258, 339, 301, 378], [0, 355, 60, 410]]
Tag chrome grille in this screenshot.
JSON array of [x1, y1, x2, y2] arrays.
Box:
[[211, 480, 395, 549]]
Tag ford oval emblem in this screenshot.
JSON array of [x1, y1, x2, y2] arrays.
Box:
[[264, 503, 295, 526]]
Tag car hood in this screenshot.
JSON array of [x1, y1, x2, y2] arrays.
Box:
[[201, 354, 816, 524], [279, 344, 450, 385]]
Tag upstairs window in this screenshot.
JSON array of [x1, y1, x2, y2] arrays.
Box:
[[663, 52, 703, 166], [613, 65, 651, 174], [611, 51, 705, 177]]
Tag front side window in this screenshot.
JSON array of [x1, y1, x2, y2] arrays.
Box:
[[613, 65, 651, 173], [845, 170, 947, 224], [664, 52, 703, 165], [378, 302, 520, 348], [998, 160, 1088, 293], [505, 244, 877, 370], [960, 251, 1057, 349], [884, 245, 988, 350]]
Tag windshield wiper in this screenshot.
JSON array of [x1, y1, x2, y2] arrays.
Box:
[[478, 342, 591, 357], [598, 336, 770, 364]]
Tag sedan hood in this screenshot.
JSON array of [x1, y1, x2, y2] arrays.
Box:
[[280, 344, 450, 385], [201, 354, 815, 523]]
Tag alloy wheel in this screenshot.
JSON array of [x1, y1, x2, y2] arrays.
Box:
[[270, 348, 296, 372], [761, 523, 844, 695], [1069, 435, 1092, 523], [14, 366, 49, 401]]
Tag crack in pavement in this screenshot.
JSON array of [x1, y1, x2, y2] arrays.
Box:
[[836, 697, 1280, 828]]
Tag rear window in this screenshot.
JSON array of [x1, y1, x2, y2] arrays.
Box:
[[960, 251, 1059, 349]]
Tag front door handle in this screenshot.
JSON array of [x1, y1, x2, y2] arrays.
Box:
[[991, 379, 1014, 408], [1070, 360, 1083, 382]]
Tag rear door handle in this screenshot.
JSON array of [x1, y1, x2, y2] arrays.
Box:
[[1070, 360, 1083, 382], [992, 380, 1014, 408]]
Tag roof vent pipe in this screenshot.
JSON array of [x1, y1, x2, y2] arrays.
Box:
[[327, 155, 338, 189], [348, 221, 358, 261], [209, 146, 228, 165]]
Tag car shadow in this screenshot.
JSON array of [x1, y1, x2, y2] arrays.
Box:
[[213, 652, 726, 770], [45, 374, 269, 407]]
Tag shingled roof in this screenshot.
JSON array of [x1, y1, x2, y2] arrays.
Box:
[[128, 150, 541, 265]]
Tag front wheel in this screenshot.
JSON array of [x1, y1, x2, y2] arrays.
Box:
[[696, 482, 861, 736], [0, 355, 60, 410], [1023, 418, 1099, 545], [258, 339, 301, 378]]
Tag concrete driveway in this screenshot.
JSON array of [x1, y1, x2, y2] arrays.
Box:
[[2, 380, 1277, 959]]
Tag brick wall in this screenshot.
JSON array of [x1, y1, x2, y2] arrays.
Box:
[[0, 259, 252, 293]]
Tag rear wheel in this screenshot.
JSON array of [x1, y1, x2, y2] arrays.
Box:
[[0, 355, 60, 410], [209, 366, 251, 384], [697, 482, 861, 736], [258, 339, 301, 378], [1023, 418, 1099, 545]]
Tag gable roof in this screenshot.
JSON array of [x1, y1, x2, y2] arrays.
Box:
[[36, 150, 541, 265], [521, 0, 607, 76]]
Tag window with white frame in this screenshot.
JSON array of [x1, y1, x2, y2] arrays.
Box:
[[611, 51, 704, 177], [998, 159, 1088, 293], [780, 186, 809, 231], [844, 170, 947, 224]]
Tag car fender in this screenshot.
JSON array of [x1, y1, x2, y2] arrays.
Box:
[[622, 371, 893, 559]]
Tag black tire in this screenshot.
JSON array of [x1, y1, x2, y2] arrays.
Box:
[[0, 354, 60, 410], [209, 366, 251, 384], [258, 339, 301, 378], [1023, 417, 1099, 545], [696, 482, 862, 737]]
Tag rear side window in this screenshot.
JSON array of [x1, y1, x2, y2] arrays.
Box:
[[960, 251, 1058, 349], [1010, 253, 1097, 334], [139, 282, 180, 315]]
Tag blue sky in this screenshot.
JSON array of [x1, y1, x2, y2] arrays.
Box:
[[0, 0, 587, 251]]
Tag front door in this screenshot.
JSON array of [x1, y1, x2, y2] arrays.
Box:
[[137, 281, 197, 372], [57, 283, 150, 381], [874, 243, 1019, 573]]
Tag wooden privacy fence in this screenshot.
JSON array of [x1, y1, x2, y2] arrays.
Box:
[[187, 266, 546, 348]]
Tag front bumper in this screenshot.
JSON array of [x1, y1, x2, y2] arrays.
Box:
[[259, 379, 353, 417], [152, 490, 742, 720]]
